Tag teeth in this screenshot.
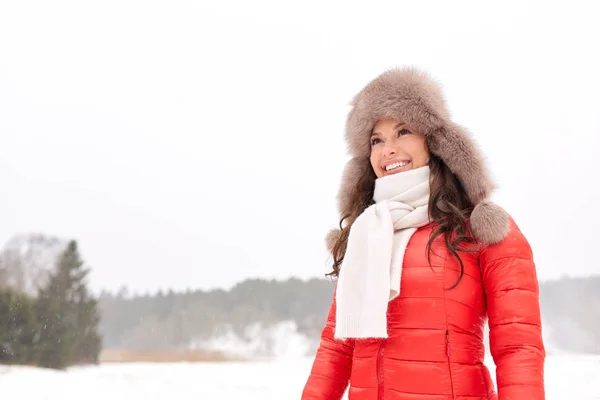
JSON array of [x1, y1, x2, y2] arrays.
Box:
[[385, 161, 408, 171]]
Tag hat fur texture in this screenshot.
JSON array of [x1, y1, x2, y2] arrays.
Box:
[[329, 67, 509, 249]]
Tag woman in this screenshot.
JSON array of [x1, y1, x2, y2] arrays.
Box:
[[301, 68, 545, 400]]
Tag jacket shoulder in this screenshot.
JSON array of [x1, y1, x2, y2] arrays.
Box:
[[479, 215, 534, 264]]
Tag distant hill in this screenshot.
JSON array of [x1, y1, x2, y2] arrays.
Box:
[[97, 275, 600, 358]]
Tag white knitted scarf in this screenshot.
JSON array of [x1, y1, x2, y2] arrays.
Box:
[[334, 166, 431, 339]]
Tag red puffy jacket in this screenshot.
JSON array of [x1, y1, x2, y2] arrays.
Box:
[[302, 218, 545, 400]]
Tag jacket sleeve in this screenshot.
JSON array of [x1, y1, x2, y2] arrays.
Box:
[[301, 284, 354, 400], [480, 218, 546, 399]]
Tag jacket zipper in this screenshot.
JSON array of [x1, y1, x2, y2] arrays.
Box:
[[377, 340, 385, 400], [446, 330, 455, 399]]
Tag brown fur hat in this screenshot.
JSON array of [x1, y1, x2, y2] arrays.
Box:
[[327, 67, 509, 249]]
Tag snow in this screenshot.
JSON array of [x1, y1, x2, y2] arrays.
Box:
[[191, 320, 313, 359], [1, 354, 599, 399], [186, 314, 564, 360]]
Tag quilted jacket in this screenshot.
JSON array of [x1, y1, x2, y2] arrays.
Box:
[[301, 218, 545, 400]]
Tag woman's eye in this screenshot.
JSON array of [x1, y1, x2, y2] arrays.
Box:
[[370, 138, 382, 146], [398, 128, 411, 136]]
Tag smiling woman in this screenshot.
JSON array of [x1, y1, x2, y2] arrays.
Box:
[[301, 67, 545, 400], [369, 120, 430, 177]]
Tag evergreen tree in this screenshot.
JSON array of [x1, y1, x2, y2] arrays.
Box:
[[0, 289, 38, 364], [72, 289, 102, 364], [36, 240, 102, 369]]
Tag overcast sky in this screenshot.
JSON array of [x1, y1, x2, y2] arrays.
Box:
[[1, 0, 598, 294]]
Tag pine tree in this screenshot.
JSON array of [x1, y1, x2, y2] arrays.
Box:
[[0, 289, 38, 364], [35, 240, 102, 369], [72, 287, 102, 364]]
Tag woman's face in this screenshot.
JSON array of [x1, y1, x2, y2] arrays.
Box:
[[369, 119, 430, 178]]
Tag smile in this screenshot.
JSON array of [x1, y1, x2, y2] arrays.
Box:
[[385, 161, 410, 171]]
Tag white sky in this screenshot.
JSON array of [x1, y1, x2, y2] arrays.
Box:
[[1, 0, 599, 294]]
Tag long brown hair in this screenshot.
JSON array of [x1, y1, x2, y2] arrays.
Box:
[[327, 153, 476, 289]]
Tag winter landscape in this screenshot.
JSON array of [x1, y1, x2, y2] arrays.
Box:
[[2, 1, 600, 399], [3, 238, 599, 398], [1, 346, 600, 399]]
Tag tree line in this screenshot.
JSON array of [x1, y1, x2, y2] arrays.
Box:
[[97, 274, 600, 356], [3, 231, 598, 367], [97, 277, 335, 356], [0, 240, 101, 369]]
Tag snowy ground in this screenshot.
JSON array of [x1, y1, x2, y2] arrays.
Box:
[[1, 354, 599, 399]]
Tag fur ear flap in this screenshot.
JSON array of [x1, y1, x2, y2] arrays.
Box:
[[325, 228, 342, 252], [469, 201, 510, 244], [426, 122, 494, 205], [328, 157, 374, 252], [336, 157, 373, 215]]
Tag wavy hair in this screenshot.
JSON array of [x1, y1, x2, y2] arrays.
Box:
[[327, 153, 476, 289]]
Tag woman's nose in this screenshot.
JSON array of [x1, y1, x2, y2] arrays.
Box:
[[382, 145, 397, 158]]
